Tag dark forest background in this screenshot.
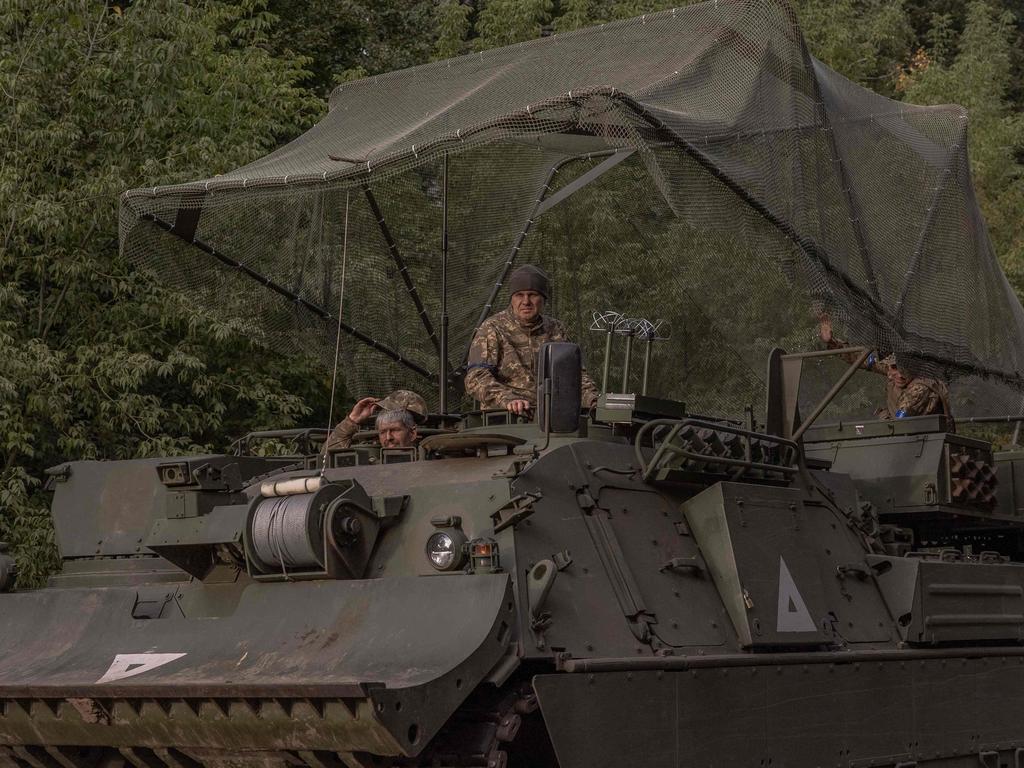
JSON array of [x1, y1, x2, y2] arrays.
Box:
[[3, 0, 1023, 586]]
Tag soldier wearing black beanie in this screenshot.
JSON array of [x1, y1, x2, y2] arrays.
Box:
[[506, 264, 550, 298], [465, 264, 597, 414]]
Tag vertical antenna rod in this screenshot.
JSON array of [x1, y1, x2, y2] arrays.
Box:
[[601, 328, 614, 393], [439, 153, 450, 414], [621, 327, 634, 392]]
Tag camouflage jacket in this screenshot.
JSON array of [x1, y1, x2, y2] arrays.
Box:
[[878, 368, 951, 423], [323, 417, 360, 451], [465, 308, 599, 410], [828, 339, 952, 424]]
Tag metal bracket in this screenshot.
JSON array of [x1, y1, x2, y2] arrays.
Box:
[[131, 588, 179, 620], [766, 346, 872, 442], [492, 492, 542, 533], [553, 549, 573, 571], [372, 495, 409, 523], [535, 150, 636, 217], [836, 563, 872, 580], [660, 556, 703, 575], [43, 463, 71, 491]]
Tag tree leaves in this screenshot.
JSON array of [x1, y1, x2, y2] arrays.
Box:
[[900, 2, 1024, 292], [0, 0, 326, 586], [4, 0, 1024, 587]]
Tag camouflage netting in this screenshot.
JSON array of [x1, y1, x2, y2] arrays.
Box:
[[119, 0, 1024, 421]]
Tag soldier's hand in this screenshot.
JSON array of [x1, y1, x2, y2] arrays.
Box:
[[506, 399, 531, 416], [818, 314, 833, 344], [348, 396, 380, 423]]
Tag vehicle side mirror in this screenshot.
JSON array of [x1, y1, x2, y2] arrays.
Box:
[[536, 342, 582, 433]]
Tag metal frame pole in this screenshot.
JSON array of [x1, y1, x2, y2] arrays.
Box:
[[142, 213, 432, 379], [362, 185, 440, 355], [790, 347, 872, 441], [621, 330, 634, 392], [601, 329, 614, 394], [641, 336, 654, 395]]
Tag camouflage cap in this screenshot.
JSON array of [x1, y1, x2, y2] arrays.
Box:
[[377, 389, 428, 423]]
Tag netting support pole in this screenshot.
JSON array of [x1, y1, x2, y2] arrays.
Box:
[[790, 347, 872, 442], [471, 165, 561, 343], [892, 159, 957, 326], [621, 330, 634, 392], [611, 92, 889, 323], [362, 185, 441, 356], [440, 153, 450, 414], [468, 150, 623, 366], [601, 330, 614, 393], [816, 105, 882, 303], [141, 213, 433, 380], [641, 336, 654, 395]]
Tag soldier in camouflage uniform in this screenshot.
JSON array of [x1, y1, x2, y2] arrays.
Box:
[[819, 317, 953, 427], [466, 265, 599, 413], [324, 389, 427, 451]]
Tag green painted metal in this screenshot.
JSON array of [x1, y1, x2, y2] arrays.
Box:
[[11, 378, 1024, 767]]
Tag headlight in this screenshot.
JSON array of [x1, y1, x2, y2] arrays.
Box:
[[426, 530, 466, 571]]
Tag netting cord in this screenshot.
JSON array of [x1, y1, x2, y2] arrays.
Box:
[[322, 190, 351, 476]]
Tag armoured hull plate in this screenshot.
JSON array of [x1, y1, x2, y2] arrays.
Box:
[[0, 575, 514, 757], [535, 654, 1024, 767]]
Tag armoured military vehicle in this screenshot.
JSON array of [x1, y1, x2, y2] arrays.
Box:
[[7, 344, 1024, 768], [8, 1, 1024, 766]]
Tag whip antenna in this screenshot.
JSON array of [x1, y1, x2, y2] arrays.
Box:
[[439, 153, 449, 414], [322, 190, 351, 474]]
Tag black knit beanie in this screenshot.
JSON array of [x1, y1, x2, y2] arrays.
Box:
[[507, 265, 550, 299]]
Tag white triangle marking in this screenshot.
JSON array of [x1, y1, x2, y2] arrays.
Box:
[[776, 557, 817, 633], [96, 653, 187, 684]]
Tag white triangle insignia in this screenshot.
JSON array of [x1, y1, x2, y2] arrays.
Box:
[[776, 557, 816, 633], [96, 653, 187, 684]]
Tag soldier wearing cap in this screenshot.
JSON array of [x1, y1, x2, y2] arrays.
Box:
[[324, 389, 427, 450], [818, 316, 953, 426], [466, 264, 599, 414]]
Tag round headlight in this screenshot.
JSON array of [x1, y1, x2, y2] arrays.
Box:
[[426, 530, 466, 571]]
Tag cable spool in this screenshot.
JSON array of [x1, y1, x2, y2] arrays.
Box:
[[249, 492, 325, 571]]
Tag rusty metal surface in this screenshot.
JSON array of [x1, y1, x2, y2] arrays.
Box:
[[0, 575, 508, 693], [0, 575, 513, 757]]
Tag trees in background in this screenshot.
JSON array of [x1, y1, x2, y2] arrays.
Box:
[[0, 0, 326, 585], [2, 0, 1022, 585], [433, 0, 1023, 282]]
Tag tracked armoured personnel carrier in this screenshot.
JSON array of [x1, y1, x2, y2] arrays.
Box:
[[7, 348, 1024, 768], [8, 1, 1024, 766]]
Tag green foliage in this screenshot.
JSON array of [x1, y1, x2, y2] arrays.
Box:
[[475, 0, 554, 49], [900, 2, 1024, 292], [4, 0, 1024, 587], [265, 0, 437, 95], [794, 0, 913, 94], [0, 0, 327, 586], [435, 1, 473, 59]]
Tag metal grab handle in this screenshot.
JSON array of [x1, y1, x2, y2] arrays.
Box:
[[634, 418, 800, 483], [234, 428, 330, 456]]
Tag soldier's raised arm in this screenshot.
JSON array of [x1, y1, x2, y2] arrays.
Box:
[[323, 396, 379, 451], [818, 315, 890, 376]]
